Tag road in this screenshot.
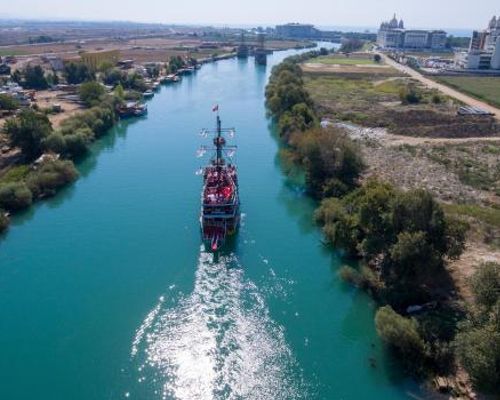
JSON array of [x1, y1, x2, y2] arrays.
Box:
[[382, 54, 500, 120]]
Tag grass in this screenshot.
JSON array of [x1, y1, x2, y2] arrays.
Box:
[[304, 72, 410, 125], [0, 165, 31, 185], [304, 73, 406, 113], [0, 49, 27, 56], [442, 203, 500, 229], [421, 143, 500, 193], [314, 55, 376, 65], [436, 76, 500, 108]]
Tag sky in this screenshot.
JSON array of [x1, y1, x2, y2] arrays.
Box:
[[1, 0, 498, 30]]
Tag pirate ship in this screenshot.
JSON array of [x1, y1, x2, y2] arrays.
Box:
[[198, 106, 240, 251]]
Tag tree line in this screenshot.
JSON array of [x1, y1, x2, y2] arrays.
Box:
[[264, 50, 500, 394], [1, 74, 122, 234]]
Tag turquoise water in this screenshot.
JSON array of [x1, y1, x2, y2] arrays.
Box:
[[0, 46, 424, 399]]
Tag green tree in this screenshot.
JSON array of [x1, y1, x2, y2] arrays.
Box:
[[278, 102, 317, 138], [23, 65, 48, 89], [64, 62, 94, 84], [64, 131, 90, 157], [340, 39, 364, 53], [389, 231, 438, 286], [26, 160, 78, 198], [471, 262, 500, 311], [46, 71, 59, 86], [114, 83, 125, 101], [0, 182, 33, 211], [375, 306, 426, 372], [455, 263, 499, 392], [315, 182, 467, 305], [167, 56, 186, 74], [11, 69, 22, 84], [103, 68, 125, 86], [292, 128, 364, 198], [123, 73, 147, 92], [4, 110, 53, 160], [97, 60, 114, 73], [79, 81, 105, 107], [400, 84, 422, 104], [0, 94, 19, 110], [455, 324, 500, 391], [44, 133, 66, 154]]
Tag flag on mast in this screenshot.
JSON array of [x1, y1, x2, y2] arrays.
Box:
[[212, 104, 219, 112]]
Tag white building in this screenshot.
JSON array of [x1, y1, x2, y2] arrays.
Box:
[[461, 16, 500, 70], [377, 14, 447, 51]]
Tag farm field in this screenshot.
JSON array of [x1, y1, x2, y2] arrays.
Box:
[[314, 54, 376, 65], [436, 76, 500, 108]]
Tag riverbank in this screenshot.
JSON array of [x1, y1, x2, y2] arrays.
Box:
[[0, 44, 429, 400], [0, 39, 317, 235], [266, 50, 500, 397]]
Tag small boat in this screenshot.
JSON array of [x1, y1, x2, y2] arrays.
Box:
[[164, 74, 180, 83], [143, 90, 154, 99], [117, 101, 147, 118], [198, 107, 240, 252]]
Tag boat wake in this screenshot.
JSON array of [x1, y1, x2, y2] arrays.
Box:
[[131, 248, 305, 400]]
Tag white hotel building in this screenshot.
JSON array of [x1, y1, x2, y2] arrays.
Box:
[[456, 16, 500, 70], [377, 14, 447, 51]]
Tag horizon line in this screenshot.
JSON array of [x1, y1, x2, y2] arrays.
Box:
[[0, 16, 476, 33]]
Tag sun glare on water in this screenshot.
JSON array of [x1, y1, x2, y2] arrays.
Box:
[[131, 248, 306, 400]]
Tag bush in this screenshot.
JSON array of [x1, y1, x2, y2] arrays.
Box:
[[339, 39, 364, 53], [0, 94, 19, 110], [26, 160, 78, 198], [471, 262, 500, 310], [375, 306, 426, 373], [339, 265, 362, 285], [22, 65, 49, 89], [454, 262, 500, 393], [278, 102, 317, 139], [339, 265, 380, 291], [455, 325, 500, 391], [0, 182, 33, 211], [0, 165, 30, 184], [291, 128, 364, 198], [432, 94, 442, 104], [316, 181, 468, 306], [64, 62, 94, 84], [79, 81, 105, 107], [400, 84, 422, 105], [44, 133, 66, 154], [103, 68, 124, 86], [64, 132, 89, 157], [3, 110, 53, 160], [265, 61, 313, 129], [59, 102, 115, 140]]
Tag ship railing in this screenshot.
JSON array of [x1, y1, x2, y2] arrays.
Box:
[[202, 208, 238, 216], [202, 198, 237, 206]]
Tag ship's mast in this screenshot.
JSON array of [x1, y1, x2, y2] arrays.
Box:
[[216, 114, 222, 167]]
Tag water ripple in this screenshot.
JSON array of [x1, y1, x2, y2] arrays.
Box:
[[131, 248, 305, 400]]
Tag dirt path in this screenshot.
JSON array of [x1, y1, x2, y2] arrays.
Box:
[[382, 133, 500, 146], [381, 54, 500, 120], [334, 121, 500, 147]]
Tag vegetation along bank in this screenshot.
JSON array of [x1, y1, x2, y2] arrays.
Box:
[[265, 49, 500, 397], [0, 57, 165, 234]]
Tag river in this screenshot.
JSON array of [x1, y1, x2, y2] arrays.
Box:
[[0, 44, 424, 399]]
